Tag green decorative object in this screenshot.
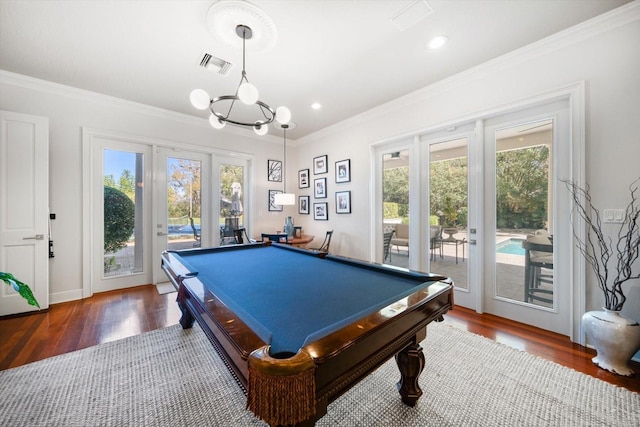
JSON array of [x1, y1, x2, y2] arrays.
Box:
[[0, 272, 40, 308]]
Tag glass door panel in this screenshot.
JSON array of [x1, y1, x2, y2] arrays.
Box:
[[166, 158, 202, 251], [494, 119, 554, 308], [103, 149, 144, 278], [382, 150, 409, 267], [429, 138, 469, 290], [219, 163, 245, 245]]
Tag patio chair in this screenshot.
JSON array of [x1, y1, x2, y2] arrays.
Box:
[[383, 230, 395, 262], [430, 225, 443, 260], [523, 234, 553, 304], [189, 217, 201, 248]]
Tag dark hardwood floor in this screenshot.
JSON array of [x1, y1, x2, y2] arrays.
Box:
[[1, 284, 638, 393]]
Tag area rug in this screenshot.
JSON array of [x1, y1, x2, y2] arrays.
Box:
[[1, 322, 638, 426]]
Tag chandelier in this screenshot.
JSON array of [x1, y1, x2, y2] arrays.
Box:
[[190, 20, 291, 135]]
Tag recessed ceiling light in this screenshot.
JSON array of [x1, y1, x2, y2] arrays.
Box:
[[311, 102, 322, 110], [428, 35, 448, 49]]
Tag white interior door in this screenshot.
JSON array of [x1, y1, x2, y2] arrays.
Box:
[[0, 110, 49, 315]]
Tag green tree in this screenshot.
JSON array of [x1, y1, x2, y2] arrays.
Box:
[[168, 160, 201, 219], [118, 169, 135, 199], [430, 158, 468, 227], [383, 167, 409, 218], [104, 186, 135, 254], [496, 146, 549, 229]]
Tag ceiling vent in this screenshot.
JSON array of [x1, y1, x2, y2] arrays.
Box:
[[390, 0, 434, 31], [198, 52, 233, 76]]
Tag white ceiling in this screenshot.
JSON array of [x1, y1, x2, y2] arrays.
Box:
[[0, 0, 631, 139]]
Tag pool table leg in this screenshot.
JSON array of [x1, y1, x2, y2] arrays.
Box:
[[176, 289, 195, 329], [395, 342, 425, 407]]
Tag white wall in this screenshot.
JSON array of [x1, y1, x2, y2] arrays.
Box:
[[294, 7, 640, 322], [0, 75, 293, 303], [0, 5, 638, 326]]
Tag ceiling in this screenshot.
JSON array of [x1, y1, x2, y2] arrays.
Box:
[[0, 0, 631, 140]]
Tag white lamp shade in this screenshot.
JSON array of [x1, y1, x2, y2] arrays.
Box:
[[238, 82, 259, 105], [190, 89, 211, 110], [275, 106, 291, 124], [254, 123, 268, 135], [274, 193, 296, 206], [209, 114, 226, 129]]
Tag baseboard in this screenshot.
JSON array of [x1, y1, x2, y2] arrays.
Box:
[[49, 288, 84, 305]]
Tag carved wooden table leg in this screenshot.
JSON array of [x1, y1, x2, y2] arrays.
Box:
[[395, 343, 425, 406], [177, 287, 195, 329]]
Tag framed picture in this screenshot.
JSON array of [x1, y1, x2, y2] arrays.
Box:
[[313, 155, 328, 174], [298, 169, 310, 188], [313, 202, 328, 221], [267, 160, 282, 182], [298, 195, 310, 214], [335, 159, 351, 183], [314, 177, 327, 198], [268, 190, 283, 211], [335, 191, 351, 214]]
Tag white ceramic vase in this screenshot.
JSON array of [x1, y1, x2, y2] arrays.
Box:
[[582, 309, 640, 377]]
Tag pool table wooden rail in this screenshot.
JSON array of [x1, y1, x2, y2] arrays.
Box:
[[161, 248, 454, 426]]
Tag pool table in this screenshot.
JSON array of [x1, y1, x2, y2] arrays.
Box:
[[161, 243, 453, 426]]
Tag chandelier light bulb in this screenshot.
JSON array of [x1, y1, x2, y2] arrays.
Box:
[[238, 82, 259, 105], [209, 114, 226, 129], [190, 89, 211, 110], [254, 122, 268, 135], [275, 106, 292, 124]]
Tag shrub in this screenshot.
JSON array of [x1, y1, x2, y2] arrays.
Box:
[[104, 186, 135, 254]]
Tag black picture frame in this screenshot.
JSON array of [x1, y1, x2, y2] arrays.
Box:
[[267, 160, 282, 182], [314, 202, 328, 220], [313, 155, 328, 175], [268, 190, 283, 211], [335, 159, 351, 183], [298, 168, 310, 188], [298, 195, 310, 214], [314, 177, 327, 199], [335, 190, 351, 214]]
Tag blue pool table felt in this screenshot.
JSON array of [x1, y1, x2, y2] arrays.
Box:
[[173, 245, 437, 354]]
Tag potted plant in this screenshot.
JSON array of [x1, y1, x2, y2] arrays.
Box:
[[565, 178, 640, 376], [0, 272, 40, 308]]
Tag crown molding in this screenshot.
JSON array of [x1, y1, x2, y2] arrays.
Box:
[[0, 69, 284, 144], [299, 1, 639, 145]]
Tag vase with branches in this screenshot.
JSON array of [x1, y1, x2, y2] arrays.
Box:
[[564, 178, 640, 376]]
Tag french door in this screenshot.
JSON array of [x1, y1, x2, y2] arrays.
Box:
[[375, 88, 580, 338], [153, 148, 212, 284], [88, 136, 152, 293], [482, 99, 572, 335]]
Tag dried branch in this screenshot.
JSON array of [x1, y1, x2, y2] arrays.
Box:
[[564, 178, 640, 311]]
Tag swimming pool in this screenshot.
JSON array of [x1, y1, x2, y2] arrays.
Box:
[[496, 238, 525, 255]]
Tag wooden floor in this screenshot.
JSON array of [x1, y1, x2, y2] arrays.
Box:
[[1, 284, 639, 393]]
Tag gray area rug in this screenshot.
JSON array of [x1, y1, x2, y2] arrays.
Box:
[[1, 322, 638, 426]]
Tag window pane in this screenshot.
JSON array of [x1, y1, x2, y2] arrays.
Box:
[[429, 138, 468, 289], [167, 158, 202, 251], [495, 120, 554, 308], [382, 150, 409, 266], [103, 149, 143, 277], [220, 164, 244, 245]]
